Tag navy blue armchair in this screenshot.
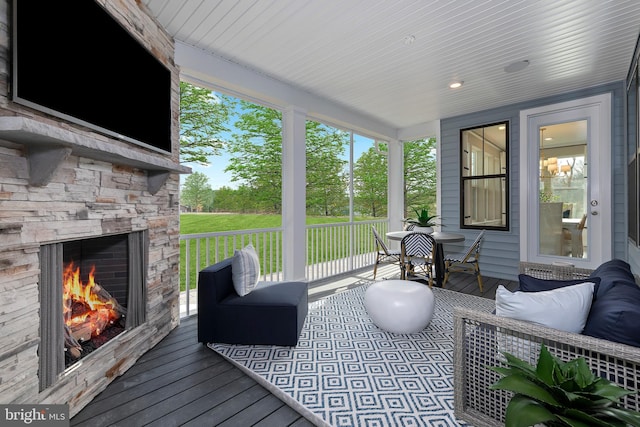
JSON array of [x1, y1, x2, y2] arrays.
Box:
[[197, 258, 308, 346]]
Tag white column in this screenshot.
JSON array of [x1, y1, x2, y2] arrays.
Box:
[[282, 106, 307, 281], [433, 120, 442, 224], [388, 138, 404, 238]]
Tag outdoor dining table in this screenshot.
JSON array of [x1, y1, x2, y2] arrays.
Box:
[[386, 230, 466, 287]]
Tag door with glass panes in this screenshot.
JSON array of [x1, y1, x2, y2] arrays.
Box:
[[520, 94, 611, 268]]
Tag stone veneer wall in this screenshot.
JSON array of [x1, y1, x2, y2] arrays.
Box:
[[0, 0, 183, 416]]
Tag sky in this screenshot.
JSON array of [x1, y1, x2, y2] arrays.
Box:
[[183, 151, 236, 189]]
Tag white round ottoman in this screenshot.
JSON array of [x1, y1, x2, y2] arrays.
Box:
[[364, 280, 435, 334]]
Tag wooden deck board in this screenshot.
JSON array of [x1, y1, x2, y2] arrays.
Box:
[[131, 377, 264, 426], [87, 345, 220, 405], [72, 264, 517, 426]]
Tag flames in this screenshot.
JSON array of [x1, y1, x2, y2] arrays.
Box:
[[63, 262, 122, 338]]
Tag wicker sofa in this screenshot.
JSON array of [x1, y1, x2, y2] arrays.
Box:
[[453, 261, 640, 427]]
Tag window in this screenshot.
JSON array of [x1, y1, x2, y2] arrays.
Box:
[[460, 122, 509, 230]]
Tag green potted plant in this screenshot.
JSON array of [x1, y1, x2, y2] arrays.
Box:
[[490, 344, 640, 427], [403, 207, 440, 233], [539, 189, 560, 203]]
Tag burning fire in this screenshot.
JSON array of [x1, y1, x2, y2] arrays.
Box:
[[63, 262, 122, 339]]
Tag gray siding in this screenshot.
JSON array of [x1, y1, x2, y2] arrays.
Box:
[[440, 82, 626, 281]]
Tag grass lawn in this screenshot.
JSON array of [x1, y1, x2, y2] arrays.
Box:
[[180, 213, 281, 234], [180, 213, 364, 234], [179, 213, 382, 291]]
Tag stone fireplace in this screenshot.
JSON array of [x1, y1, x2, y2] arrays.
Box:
[[0, 0, 190, 417], [39, 232, 148, 387]]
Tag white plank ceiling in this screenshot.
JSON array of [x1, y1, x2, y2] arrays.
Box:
[[143, 0, 640, 132]]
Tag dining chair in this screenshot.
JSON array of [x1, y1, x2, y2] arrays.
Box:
[[562, 214, 587, 257], [562, 227, 572, 256], [442, 230, 485, 292], [573, 214, 587, 257], [400, 231, 436, 287], [371, 226, 401, 279]]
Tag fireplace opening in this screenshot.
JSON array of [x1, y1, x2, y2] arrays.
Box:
[[39, 230, 148, 391], [63, 235, 129, 367]]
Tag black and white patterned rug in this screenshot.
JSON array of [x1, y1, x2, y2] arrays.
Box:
[[208, 282, 495, 427]]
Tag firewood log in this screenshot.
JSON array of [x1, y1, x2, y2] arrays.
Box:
[[64, 324, 82, 359], [70, 323, 93, 342]]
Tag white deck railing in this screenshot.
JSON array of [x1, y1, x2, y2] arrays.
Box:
[[305, 220, 389, 280], [179, 219, 390, 317]]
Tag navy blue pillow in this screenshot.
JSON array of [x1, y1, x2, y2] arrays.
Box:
[[582, 282, 640, 347], [589, 259, 636, 299], [518, 274, 600, 295]]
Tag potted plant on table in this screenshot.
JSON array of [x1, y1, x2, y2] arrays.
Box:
[[403, 207, 440, 233], [490, 344, 640, 427]]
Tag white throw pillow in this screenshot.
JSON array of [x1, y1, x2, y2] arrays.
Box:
[[232, 244, 260, 296], [495, 282, 595, 334]]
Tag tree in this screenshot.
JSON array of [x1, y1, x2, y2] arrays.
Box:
[[181, 172, 214, 212], [305, 122, 348, 216], [225, 104, 350, 215], [210, 186, 237, 212], [225, 101, 284, 213], [353, 146, 388, 217], [179, 82, 235, 164], [404, 139, 437, 217], [213, 185, 256, 213]]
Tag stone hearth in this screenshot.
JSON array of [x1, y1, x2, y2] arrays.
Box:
[[0, 0, 189, 417]]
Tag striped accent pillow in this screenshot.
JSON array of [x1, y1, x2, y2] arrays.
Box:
[[232, 244, 260, 296]]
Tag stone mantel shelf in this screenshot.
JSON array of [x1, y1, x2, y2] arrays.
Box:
[[0, 116, 191, 194]]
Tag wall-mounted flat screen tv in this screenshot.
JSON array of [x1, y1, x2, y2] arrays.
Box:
[[11, 0, 172, 154]]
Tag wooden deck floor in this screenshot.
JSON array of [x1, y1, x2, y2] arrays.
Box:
[[71, 265, 518, 426]]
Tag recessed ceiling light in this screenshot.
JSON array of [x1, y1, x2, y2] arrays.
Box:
[[498, 126, 506, 130], [449, 81, 463, 89], [504, 60, 530, 73]]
